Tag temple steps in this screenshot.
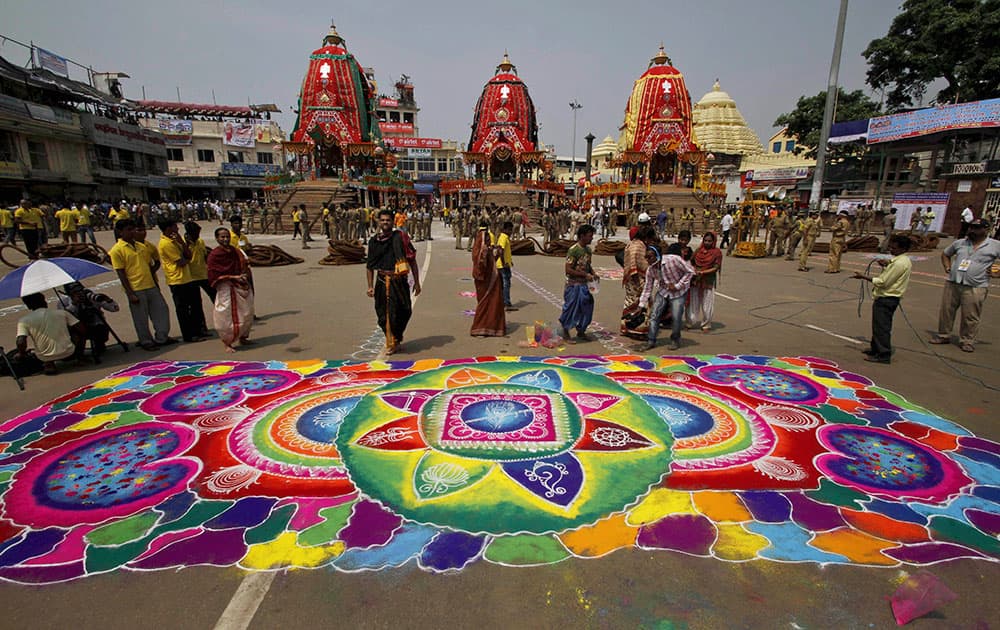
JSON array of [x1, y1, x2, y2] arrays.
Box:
[[271, 180, 358, 233]]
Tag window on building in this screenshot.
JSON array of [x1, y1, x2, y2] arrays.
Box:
[[785, 140, 795, 153], [0, 131, 17, 162], [416, 158, 435, 172], [403, 112, 414, 124], [397, 158, 415, 171], [27, 140, 49, 170], [389, 111, 400, 123], [257, 152, 274, 164], [437, 158, 448, 172], [377, 110, 387, 122], [197, 149, 215, 162], [118, 149, 136, 172], [227, 151, 245, 163], [96, 145, 114, 170], [772, 142, 782, 153], [166, 148, 184, 161]]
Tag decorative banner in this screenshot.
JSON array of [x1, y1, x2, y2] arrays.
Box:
[[868, 98, 1000, 144], [583, 182, 629, 199], [440, 179, 484, 194], [891, 192, 951, 231], [223, 121, 256, 148], [0, 355, 996, 585], [34, 47, 68, 77], [384, 137, 442, 149], [157, 119, 193, 145], [378, 97, 400, 108]]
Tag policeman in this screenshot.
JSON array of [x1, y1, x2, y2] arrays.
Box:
[[825, 210, 850, 273]]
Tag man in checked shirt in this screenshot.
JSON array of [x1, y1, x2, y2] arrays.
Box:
[[638, 244, 695, 352]]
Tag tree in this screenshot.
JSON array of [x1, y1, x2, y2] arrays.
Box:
[[773, 89, 882, 160], [863, 0, 1000, 110]]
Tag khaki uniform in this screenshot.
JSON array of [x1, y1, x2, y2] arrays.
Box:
[[798, 216, 821, 270], [826, 215, 850, 272], [767, 212, 790, 256], [785, 217, 805, 260]]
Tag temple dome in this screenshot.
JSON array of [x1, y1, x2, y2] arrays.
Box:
[[691, 80, 763, 156]]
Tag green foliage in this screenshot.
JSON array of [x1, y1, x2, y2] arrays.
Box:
[[773, 89, 881, 159], [864, 0, 1000, 110]]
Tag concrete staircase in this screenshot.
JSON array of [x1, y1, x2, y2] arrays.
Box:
[[642, 185, 706, 212], [272, 180, 359, 233]]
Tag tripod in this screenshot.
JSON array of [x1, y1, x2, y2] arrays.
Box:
[[0, 346, 26, 391]]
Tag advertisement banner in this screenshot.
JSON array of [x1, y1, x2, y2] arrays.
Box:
[[868, 98, 1000, 144], [158, 119, 193, 145], [407, 148, 432, 158], [378, 97, 399, 108], [836, 199, 873, 216], [255, 123, 274, 144], [891, 192, 950, 232], [384, 137, 442, 149], [379, 122, 414, 134], [741, 167, 810, 187], [223, 122, 255, 148], [220, 163, 281, 177], [34, 47, 68, 77]]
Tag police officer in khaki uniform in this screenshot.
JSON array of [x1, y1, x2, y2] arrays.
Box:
[[767, 208, 790, 257], [798, 211, 821, 271], [785, 213, 805, 260], [826, 210, 851, 273]]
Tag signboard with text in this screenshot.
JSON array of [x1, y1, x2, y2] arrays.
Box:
[[741, 167, 810, 188], [378, 97, 400, 108], [158, 119, 193, 145], [384, 137, 442, 149], [220, 163, 281, 177], [379, 122, 414, 134], [868, 98, 1000, 144], [891, 192, 950, 232], [407, 148, 432, 158], [222, 122, 255, 148]]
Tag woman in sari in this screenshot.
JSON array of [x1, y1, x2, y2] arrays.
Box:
[[207, 227, 254, 353], [470, 221, 506, 337], [621, 225, 657, 338], [687, 231, 723, 332]]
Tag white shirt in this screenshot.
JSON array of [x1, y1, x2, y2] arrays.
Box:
[[962, 207, 974, 222], [721, 214, 734, 231]]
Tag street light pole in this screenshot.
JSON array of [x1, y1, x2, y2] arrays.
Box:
[[569, 100, 582, 185]]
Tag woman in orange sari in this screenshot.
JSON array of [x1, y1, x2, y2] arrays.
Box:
[[207, 227, 254, 353], [470, 221, 506, 337]]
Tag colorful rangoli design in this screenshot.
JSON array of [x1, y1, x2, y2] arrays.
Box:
[[0, 355, 996, 584]]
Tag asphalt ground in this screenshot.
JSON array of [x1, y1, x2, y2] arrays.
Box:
[[0, 221, 997, 629]]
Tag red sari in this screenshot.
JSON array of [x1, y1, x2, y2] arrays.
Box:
[[470, 228, 506, 336], [207, 244, 254, 345]]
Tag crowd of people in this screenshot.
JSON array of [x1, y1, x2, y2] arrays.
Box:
[[8, 195, 1000, 374]]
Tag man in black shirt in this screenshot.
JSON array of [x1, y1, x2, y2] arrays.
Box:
[[366, 209, 421, 355]]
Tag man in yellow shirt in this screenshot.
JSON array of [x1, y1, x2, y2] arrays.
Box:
[[853, 234, 913, 364], [14, 200, 44, 259], [0, 206, 14, 244], [494, 220, 516, 310], [109, 219, 174, 350], [291, 207, 302, 240], [158, 219, 207, 343], [55, 205, 78, 243], [76, 204, 96, 244]]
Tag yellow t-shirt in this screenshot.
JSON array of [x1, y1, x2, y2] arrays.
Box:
[[14, 206, 43, 229], [292, 210, 300, 223], [109, 239, 156, 291], [229, 231, 251, 250], [76, 207, 91, 226], [157, 236, 192, 286], [56, 208, 77, 232], [494, 232, 512, 269], [0, 208, 13, 228], [187, 238, 208, 281]]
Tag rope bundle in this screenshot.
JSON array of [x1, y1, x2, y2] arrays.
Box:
[[318, 240, 367, 266], [245, 245, 304, 267]]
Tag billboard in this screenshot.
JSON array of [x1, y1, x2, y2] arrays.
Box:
[[378, 97, 400, 107], [34, 47, 68, 77], [891, 192, 950, 232], [867, 99, 1000, 144], [158, 119, 193, 145], [222, 122, 255, 148], [741, 167, 810, 188], [379, 122, 414, 134]]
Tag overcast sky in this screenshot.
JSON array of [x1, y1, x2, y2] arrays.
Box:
[[5, 0, 902, 156]]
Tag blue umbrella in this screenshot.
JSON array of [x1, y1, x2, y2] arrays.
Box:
[[0, 257, 113, 301]]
